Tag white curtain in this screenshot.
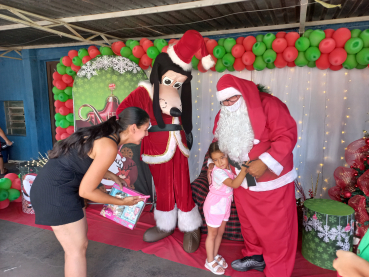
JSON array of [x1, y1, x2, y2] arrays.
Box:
[[189, 67, 369, 199]]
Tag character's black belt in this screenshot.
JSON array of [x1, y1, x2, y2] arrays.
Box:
[[149, 124, 183, 132]]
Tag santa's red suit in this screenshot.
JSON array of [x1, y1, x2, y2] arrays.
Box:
[[213, 75, 298, 277], [117, 80, 202, 232]]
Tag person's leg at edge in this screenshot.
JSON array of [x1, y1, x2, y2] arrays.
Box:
[[206, 225, 225, 274], [51, 215, 88, 277], [0, 156, 5, 174], [214, 221, 227, 266]]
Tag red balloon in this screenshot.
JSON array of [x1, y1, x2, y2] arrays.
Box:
[[59, 106, 70, 116], [231, 44, 245, 58], [142, 40, 154, 52], [245, 64, 254, 71], [233, 58, 245, 71], [54, 100, 64, 108], [4, 173, 18, 182], [62, 74, 73, 84], [206, 39, 218, 55], [324, 29, 335, 39], [71, 64, 81, 72], [55, 80, 67, 90], [197, 61, 208, 73], [88, 45, 98, 52], [243, 36, 257, 51], [332, 28, 351, 48], [272, 38, 288, 53], [53, 72, 62, 81], [13, 195, 22, 202], [65, 99, 73, 109], [161, 46, 168, 53], [61, 133, 70, 140], [70, 80, 74, 87], [329, 64, 343, 71], [319, 38, 336, 54], [55, 107, 59, 113], [62, 56, 72, 67], [11, 178, 21, 190], [111, 41, 125, 55], [140, 54, 153, 67], [55, 133, 62, 141], [276, 31, 286, 38], [328, 48, 347, 66], [66, 126, 75, 135], [316, 53, 330, 70], [283, 46, 298, 62], [0, 199, 10, 209], [274, 53, 287, 68], [52, 80, 57, 87], [82, 56, 92, 64], [56, 126, 67, 134], [195, 48, 202, 60], [140, 38, 149, 45], [287, 62, 295, 67], [89, 49, 101, 59], [236, 37, 245, 45], [138, 59, 149, 70], [168, 39, 177, 45], [204, 37, 209, 43], [285, 32, 300, 46], [241, 51, 256, 65], [210, 54, 217, 69], [68, 50, 78, 59], [132, 45, 145, 58]]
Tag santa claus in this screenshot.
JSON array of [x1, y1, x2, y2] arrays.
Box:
[[208, 74, 298, 277], [116, 30, 214, 253]]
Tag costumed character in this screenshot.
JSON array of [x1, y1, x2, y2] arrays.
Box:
[[208, 74, 298, 276], [116, 30, 215, 253]]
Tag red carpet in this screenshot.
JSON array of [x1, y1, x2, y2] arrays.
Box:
[[0, 202, 336, 277]]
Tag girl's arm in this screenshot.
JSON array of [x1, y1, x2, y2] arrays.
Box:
[[79, 138, 142, 206], [223, 163, 248, 189]]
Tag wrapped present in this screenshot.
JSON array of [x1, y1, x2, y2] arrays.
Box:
[[302, 198, 355, 270]]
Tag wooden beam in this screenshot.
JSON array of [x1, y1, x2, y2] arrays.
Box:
[[299, 0, 309, 34]]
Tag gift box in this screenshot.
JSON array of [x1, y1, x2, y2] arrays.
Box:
[[302, 198, 355, 270]]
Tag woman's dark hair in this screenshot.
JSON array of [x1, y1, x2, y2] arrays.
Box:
[[49, 107, 149, 159], [208, 141, 222, 160]]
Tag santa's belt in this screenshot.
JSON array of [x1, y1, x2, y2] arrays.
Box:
[[148, 124, 183, 132]]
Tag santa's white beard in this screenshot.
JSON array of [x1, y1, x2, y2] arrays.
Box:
[[214, 98, 255, 163]]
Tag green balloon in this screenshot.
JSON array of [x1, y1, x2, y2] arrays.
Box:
[[307, 61, 316, 68], [252, 42, 266, 56], [0, 178, 11, 190], [68, 94, 73, 100], [147, 47, 160, 60], [342, 54, 357, 70], [344, 38, 364, 54], [126, 39, 133, 47], [153, 39, 161, 48], [120, 46, 132, 58], [192, 56, 199, 69], [99, 46, 104, 53], [222, 53, 235, 67], [303, 29, 314, 38], [295, 37, 310, 52], [351, 29, 362, 38], [7, 188, 20, 201], [263, 33, 276, 49], [101, 47, 114, 55], [129, 40, 140, 51], [78, 48, 89, 59], [52, 87, 63, 95], [60, 57, 63, 64], [295, 51, 309, 67], [213, 45, 226, 59], [227, 65, 235, 72], [355, 63, 367, 69], [55, 113, 66, 121], [58, 92, 69, 102], [128, 54, 139, 64], [53, 94, 58, 101], [266, 62, 275, 69], [57, 63, 66, 75], [356, 48, 369, 65], [305, 47, 321, 62], [154, 39, 168, 52], [64, 87, 73, 96], [218, 38, 225, 46], [262, 49, 277, 63], [359, 29, 369, 47], [72, 56, 82, 66], [224, 38, 237, 53], [0, 189, 9, 201], [55, 120, 60, 127], [66, 113, 74, 123], [66, 66, 76, 76], [256, 34, 264, 42], [253, 56, 266, 71], [59, 119, 70, 129], [309, 29, 325, 47], [215, 59, 226, 72]]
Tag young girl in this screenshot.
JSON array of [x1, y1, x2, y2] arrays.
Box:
[[204, 141, 248, 275]]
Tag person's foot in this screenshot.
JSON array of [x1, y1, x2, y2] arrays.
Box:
[[0, 168, 9, 175], [5, 141, 13, 146], [143, 226, 174, 242], [231, 255, 266, 272], [183, 228, 201, 253]]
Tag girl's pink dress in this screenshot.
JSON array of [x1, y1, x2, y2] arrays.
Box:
[[203, 166, 235, 227]]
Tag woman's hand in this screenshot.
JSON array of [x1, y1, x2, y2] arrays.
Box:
[[207, 163, 215, 184], [333, 250, 369, 277], [112, 175, 128, 190], [120, 196, 143, 206]]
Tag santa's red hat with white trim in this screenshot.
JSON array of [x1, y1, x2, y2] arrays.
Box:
[[216, 74, 259, 102], [167, 30, 215, 71]]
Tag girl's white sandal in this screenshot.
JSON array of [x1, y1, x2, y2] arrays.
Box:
[[205, 259, 225, 275], [215, 254, 228, 269]]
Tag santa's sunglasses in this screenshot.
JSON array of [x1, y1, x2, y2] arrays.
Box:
[[220, 95, 241, 106]]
